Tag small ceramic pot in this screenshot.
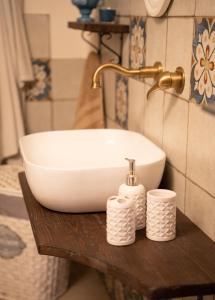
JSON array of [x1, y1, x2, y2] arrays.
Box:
[[72, 0, 100, 23], [106, 195, 136, 246], [99, 7, 116, 22], [146, 189, 176, 242]]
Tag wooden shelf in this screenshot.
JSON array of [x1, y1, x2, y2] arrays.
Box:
[[68, 21, 129, 34], [19, 172, 215, 300]]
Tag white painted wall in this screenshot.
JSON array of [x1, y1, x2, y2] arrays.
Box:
[[24, 0, 90, 59]]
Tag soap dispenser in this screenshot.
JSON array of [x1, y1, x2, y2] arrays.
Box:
[[119, 158, 146, 230]]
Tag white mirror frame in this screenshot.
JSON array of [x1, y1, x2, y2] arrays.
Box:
[[144, 0, 171, 17]]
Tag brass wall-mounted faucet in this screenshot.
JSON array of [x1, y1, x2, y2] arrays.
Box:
[[92, 62, 185, 99], [146, 67, 185, 99]]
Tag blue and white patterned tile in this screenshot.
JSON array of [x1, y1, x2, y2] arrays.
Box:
[[115, 75, 128, 129], [130, 16, 146, 70], [26, 59, 51, 101], [191, 18, 215, 104]]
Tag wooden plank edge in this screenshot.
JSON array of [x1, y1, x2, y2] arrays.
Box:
[[18, 172, 215, 299], [38, 243, 215, 300], [149, 284, 215, 300], [67, 21, 129, 33]]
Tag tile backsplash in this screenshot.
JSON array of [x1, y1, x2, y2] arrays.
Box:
[[23, 2, 215, 241], [130, 16, 146, 70], [115, 75, 128, 129], [24, 14, 84, 132], [26, 59, 51, 102], [104, 0, 215, 241], [191, 18, 215, 104]]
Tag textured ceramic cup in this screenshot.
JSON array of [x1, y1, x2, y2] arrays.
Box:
[[99, 7, 116, 22], [146, 189, 176, 242], [106, 195, 135, 246]]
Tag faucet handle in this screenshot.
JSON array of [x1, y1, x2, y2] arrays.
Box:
[[171, 67, 185, 93], [147, 67, 185, 99], [146, 83, 160, 99], [147, 71, 172, 99]]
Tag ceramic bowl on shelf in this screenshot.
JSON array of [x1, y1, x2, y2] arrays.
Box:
[[99, 7, 116, 22], [71, 0, 100, 22]]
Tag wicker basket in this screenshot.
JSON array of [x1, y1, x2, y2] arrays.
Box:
[[0, 165, 70, 300]]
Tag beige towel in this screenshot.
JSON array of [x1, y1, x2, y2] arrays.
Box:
[[73, 51, 104, 129]]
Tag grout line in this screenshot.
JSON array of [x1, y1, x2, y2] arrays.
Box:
[[48, 14, 52, 60], [161, 90, 165, 148], [52, 98, 77, 102], [118, 14, 215, 21], [166, 15, 196, 18], [184, 97, 191, 214], [164, 16, 168, 72], [144, 16, 148, 66], [144, 82, 190, 103], [166, 161, 185, 177], [194, 0, 197, 16], [188, 15, 196, 101], [194, 15, 215, 18], [141, 81, 147, 136], [164, 89, 190, 102], [162, 17, 169, 148], [119, 15, 199, 19], [50, 99, 54, 130], [186, 176, 215, 199], [167, 161, 215, 200]]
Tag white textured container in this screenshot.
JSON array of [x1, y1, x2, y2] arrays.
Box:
[[119, 184, 146, 230], [146, 189, 176, 242], [106, 196, 135, 246]]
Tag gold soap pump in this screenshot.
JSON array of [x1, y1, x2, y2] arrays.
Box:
[[118, 158, 146, 230]]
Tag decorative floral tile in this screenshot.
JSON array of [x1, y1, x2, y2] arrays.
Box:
[[191, 18, 215, 104], [115, 75, 128, 129], [26, 59, 51, 101], [130, 17, 146, 70]]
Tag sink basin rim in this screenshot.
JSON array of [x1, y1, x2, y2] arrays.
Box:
[[19, 129, 166, 172]]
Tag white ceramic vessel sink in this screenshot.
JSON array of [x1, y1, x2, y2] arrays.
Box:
[[20, 129, 166, 213]]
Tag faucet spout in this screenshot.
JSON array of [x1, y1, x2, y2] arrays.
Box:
[[91, 61, 185, 98], [92, 62, 163, 89]]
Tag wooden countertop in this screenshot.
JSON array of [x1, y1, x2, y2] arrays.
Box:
[[19, 172, 215, 299]]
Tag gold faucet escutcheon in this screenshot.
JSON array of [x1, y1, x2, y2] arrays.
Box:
[[92, 62, 185, 99]]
